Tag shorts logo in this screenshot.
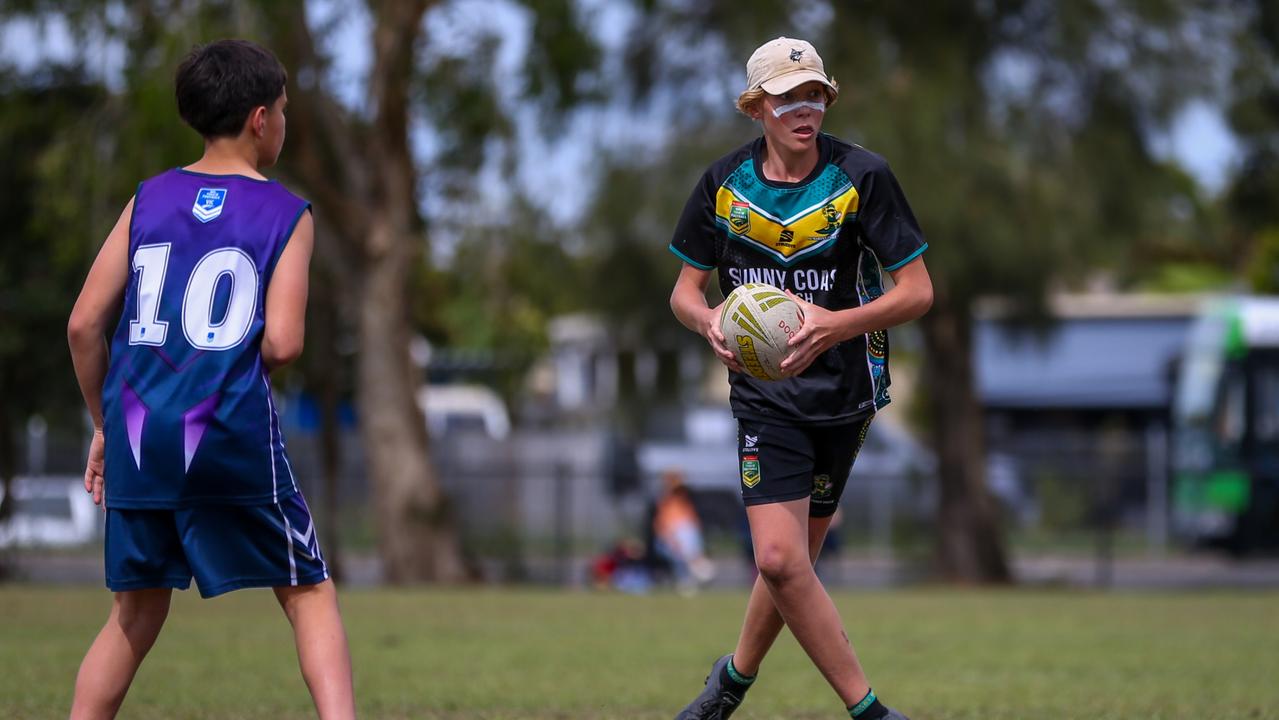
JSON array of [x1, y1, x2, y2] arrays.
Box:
[[813, 473, 833, 498], [741, 455, 761, 488], [729, 201, 751, 234], [743, 434, 758, 450], [192, 188, 227, 223]]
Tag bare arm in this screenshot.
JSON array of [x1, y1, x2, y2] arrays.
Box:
[[669, 263, 743, 373], [67, 197, 133, 504], [780, 256, 933, 375], [261, 210, 314, 369]]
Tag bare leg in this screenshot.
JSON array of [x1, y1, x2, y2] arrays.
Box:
[[70, 588, 172, 719], [745, 498, 869, 706], [730, 512, 833, 676], [275, 580, 356, 720]]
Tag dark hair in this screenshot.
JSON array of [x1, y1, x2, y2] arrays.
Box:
[[175, 39, 287, 139]]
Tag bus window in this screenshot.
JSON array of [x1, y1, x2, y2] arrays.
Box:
[[1254, 364, 1279, 444], [1215, 368, 1246, 454]]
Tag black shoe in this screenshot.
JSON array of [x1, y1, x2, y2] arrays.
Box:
[[881, 707, 911, 720], [675, 654, 749, 720]]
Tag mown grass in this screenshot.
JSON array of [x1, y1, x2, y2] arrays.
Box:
[[2, 586, 1276, 719]]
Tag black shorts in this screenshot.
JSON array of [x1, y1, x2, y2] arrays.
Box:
[[737, 415, 874, 518]]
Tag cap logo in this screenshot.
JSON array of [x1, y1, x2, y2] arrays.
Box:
[[789, 48, 805, 63]]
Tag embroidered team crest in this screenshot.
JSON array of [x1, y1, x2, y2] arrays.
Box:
[[192, 188, 227, 223], [813, 474, 833, 498], [741, 456, 761, 488], [789, 48, 805, 63], [729, 201, 751, 233]]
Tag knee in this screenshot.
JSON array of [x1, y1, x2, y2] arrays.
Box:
[[754, 544, 810, 587], [275, 580, 335, 622], [114, 590, 170, 636]]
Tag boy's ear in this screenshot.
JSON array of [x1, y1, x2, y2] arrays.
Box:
[[248, 105, 268, 137]]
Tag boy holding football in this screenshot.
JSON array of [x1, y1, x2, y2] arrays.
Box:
[[668, 37, 932, 720], [66, 40, 355, 719]]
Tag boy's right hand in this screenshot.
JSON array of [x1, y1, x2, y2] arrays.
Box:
[[84, 429, 105, 507], [702, 303, 744, 373]]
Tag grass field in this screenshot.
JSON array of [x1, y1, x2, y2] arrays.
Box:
[[2, 586, 1277, 719]]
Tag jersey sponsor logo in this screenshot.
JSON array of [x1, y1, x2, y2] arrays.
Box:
[[741, 455, 761, 488], [729, 201, 751, 233], [192, 188, 227, 223]]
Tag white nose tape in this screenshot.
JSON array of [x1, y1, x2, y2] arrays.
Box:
[[772, 100, 826, 118]]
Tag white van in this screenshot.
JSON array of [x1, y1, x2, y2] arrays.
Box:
[[417, 384, 511, 440], [0, 476, 101, 548]]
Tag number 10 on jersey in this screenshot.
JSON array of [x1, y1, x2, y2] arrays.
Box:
[[129, 243, 260, 351]]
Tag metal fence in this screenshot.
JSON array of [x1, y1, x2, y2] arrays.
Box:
[[0, 411, 1184, 587]]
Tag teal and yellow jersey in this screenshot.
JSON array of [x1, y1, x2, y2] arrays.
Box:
[[669, 133, 927, 425]]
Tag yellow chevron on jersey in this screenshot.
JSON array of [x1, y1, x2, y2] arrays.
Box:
[[714, 181, 859, 265]]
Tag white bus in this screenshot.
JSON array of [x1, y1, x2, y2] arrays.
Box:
[[1173, 296, 1279, 553]]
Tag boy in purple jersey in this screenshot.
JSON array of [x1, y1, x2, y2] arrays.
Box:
[[66, 40, 355, 719]]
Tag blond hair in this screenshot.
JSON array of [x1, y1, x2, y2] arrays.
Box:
[[735, 80, 839, 117]]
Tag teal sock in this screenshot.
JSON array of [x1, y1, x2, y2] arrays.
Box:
[[849, 688, 887, 718], [724, 657, 755, 686]]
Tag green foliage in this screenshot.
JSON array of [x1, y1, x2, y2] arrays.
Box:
[[1139, 262, 1237, 292], [435, 214, 586, 355], [1226, 1, 1279, 266], [0, 67, 108, 429], [1247, 227, 1279, 293], [521, 0, 603, 112]]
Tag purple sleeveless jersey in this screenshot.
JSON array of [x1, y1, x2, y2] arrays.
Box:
[[101, 168, 310, 508]]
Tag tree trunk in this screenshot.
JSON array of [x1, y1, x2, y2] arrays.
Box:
[[356, 218, 465, 582], [270, 0, 465, 582], [918, 291, 1013, 583]]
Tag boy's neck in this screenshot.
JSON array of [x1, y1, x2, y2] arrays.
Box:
[[184, 137, 267, 180], [759, 137, 819, 184]]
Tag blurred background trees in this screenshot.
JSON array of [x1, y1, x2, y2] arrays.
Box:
[[1, 0, 1275, 582]]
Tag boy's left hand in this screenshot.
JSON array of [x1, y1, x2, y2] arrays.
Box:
[[84, 429, 105, 507], [780, 291, 853, 377]]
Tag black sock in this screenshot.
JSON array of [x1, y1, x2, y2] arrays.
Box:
[[721, 656, 755, 692], [849, 688, 888, 719]]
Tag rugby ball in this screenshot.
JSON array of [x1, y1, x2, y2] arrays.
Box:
[[719, 283, 804, 381]]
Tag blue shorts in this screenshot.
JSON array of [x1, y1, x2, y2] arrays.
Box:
[[104, 493, 329, 598]]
